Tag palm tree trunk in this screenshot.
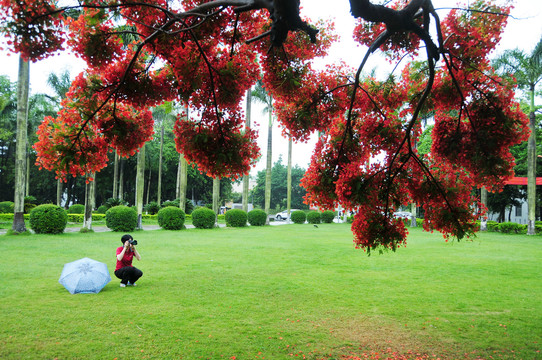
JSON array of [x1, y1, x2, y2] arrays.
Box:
[[264, 96, 273, 224], [179, 155, 187, 211], [243, 89, 252, 213], [56, 179, 62, 207], [287, 136, 292, 223], [527, 86, 536, 235], [135, 145, 146, 230], [157, 123, 164, 205], [12, 56, 29, 233], [410, 203, 417, 227], [213, 177, 220, 227], [118, 158, 124, 201], [112, 152, 119, 199], [145, 166, 151, 206], [25, 153, 30, 197], [83, 173, 96, 230], [480, 187, 488, 231]]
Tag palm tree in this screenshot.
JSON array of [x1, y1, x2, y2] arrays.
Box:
[[286, 136, 292, 223], [83, 172, 96, 230], [213, 177, 220, 227], [494, 37, 542, 235], [252, 80, 273, 224], [176, 103, 189, 211], [242, 88, 252, 213], [135, 145, 146, 229], [12, 56, 29, 233], [47, 70, 72, 206]]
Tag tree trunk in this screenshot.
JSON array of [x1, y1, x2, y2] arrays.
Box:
[[264, 95, 273, 224], [179, 155, 187, 211], [213, 177, 220, 227], [56, 179, 62, 207], [243, 89, 252, 213], [287, 136, 292, 223], [410, 203, 417, 227], [135, 145, 146, 230], [112, 151, 119, 199], [145, 166, 151, 206], [527, 86, 536, 235], [118, 157, 124, 201], [157, 123, 164, 205], [480, 187, 488, 231], [83, 173, 96, 230], [25, 153, 30, 197], [12, 56, 29, 233]]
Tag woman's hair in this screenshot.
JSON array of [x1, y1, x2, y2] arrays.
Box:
[[121, 234, 133, 244]]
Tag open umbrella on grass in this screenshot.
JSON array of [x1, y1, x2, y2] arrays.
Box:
[[59, 257, 111, 294]]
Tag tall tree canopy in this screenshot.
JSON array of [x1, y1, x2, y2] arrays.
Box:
[[0, 0, 528, 252]]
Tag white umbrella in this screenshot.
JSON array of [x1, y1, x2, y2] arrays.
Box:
[[59, 257, 111, 294]]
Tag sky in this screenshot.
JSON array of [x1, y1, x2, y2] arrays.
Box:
[[1, 0, 541, 177]]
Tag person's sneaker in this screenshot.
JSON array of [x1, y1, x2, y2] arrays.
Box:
[[128, 282, 137, 287], [120, 283, 127, 288]]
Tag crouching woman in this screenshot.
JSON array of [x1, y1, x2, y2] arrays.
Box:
[[115, 234, 143, 287]]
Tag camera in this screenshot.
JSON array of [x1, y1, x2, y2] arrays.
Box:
[[128, 239, 138, 246]]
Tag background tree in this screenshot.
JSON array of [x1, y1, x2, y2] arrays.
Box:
[[251, 157, 308, 211], [493, 36, 542, 234], [46, 70, 72, 206], [12, 56, 29, 232], [252, 80, 274, 224]]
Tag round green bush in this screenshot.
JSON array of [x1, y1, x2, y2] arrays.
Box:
[[68, 204, 85, 214], [225, 209, 247, 227], [191, 207, 216, 229], [144, 201, 161, 215], [105, 205, 138, 232], [29, 204, 67, 234], [157, 206, 186, 230], [248, 209, 267, 226], [307, 211, 321, 224], [96, 205, 108, 214], [291, 210, 306, 224], [321, 210, 335, 224], [0, 201, 14, 213]]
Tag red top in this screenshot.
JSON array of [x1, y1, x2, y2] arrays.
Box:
[[115, 246, 134, 271]]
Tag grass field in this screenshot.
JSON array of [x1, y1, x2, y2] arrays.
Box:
[[0, 224, 540, 359]]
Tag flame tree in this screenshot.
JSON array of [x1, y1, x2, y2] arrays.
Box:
[[0, 0, 528, 252]]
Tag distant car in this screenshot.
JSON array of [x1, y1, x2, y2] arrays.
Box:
[[393, 211, 411, 219], [275, 209, 300, 221]]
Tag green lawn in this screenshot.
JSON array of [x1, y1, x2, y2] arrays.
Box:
[[0, 225, 540, 359]]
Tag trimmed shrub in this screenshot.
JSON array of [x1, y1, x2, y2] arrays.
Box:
[[321, 210, 335, 223], [29, 204, 67, 234], [191, 207, 216, 229], [157, 206, 186, 230], [105, 205, 137, 232], [68, 204, 85, 214], [291, 210, 306, 224], [225, 209, 247, 227], [248, 209, 267, 226], [144, 201, 161, 215], [0, 201, 14, 213], [307, 211, 321, 224], [498, 222, 526, 234], [67, 213, 106, 223], [487, 221, 499, 232], [96, 205, 108, 214]]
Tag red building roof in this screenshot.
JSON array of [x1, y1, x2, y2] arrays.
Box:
[[505, 177, 542, 185]]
